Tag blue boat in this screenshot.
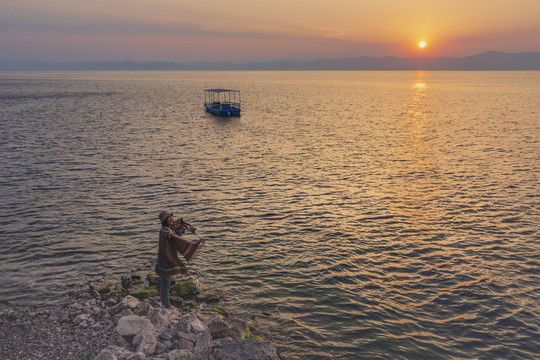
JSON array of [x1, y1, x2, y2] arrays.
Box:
[[204, 89, 241, 117]]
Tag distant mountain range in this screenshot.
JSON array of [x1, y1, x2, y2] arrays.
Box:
[[1, 51, 539, 71]]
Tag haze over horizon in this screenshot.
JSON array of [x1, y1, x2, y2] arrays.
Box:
[[2, 0, 540, 63]]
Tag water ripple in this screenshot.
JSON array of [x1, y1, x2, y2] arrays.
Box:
[[1, 71, 539, 359]]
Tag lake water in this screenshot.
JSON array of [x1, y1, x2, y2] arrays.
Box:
[[0, 71, 539, 359]]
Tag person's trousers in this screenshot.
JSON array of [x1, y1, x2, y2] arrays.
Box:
[[159, 279, 171, 308]]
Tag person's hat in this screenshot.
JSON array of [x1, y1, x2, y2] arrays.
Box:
[[159, 211, 171, 223]]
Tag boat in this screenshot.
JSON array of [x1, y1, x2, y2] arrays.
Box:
[[204, 89, 241, 117]]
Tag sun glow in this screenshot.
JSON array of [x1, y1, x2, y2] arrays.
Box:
[[419, 41, 426, 48]]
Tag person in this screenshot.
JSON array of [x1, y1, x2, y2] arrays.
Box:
[[156, 210, 205, 308]]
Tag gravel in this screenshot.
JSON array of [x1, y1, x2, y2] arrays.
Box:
[[0, 311, 111, 360]]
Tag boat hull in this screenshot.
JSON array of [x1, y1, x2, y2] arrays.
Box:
[[204, 104, 241, 117]]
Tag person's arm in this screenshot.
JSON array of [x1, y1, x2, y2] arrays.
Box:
[[168, 229, 193, 245]]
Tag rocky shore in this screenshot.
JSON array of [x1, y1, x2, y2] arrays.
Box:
[[0, 271, 280, 360]]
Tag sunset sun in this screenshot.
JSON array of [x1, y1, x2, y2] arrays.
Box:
[[419, 41, 426, 48]]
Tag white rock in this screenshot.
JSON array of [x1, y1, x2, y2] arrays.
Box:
[[116, 315, 153, 337], [148, 307, 180, 331]]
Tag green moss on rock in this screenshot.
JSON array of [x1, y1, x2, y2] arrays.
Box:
[[130, 285, 159, 300], [146, 272, 159, 287], [102, 285, 125, 295], [207, 306, 229, 318], [170, 296, 184, 307], [170, 279, 198, 298], [244, 327, 266, 342]]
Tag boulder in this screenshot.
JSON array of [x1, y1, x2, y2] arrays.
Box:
[[176, 313, 208, 334], [114, 309, 134, 325], [116, 315, 153, 337], [211, 339, 279, 360], [170, 279, 198, 298], [192, 329, 212, 355], [133, 328, 158, 356], [206, 318, 231, 340], [175, 331, 197, 351], [130, 286, 159, 300], [147, 307, 180, 331], [109, 295, 140, 315], [205, 316, 247, 340], [133, 302, 154, 317]]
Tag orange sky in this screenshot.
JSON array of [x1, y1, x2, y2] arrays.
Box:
[[1, 0, 539, 61]]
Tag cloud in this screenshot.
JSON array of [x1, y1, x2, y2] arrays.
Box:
[[1, 19, 397, 46], [0, 20, 400, 61]]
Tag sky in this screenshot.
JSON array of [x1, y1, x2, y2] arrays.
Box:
[[1, 0, 539, 62]]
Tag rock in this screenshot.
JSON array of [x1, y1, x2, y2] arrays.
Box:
[[227, 318, 248, 340], [147, 272, 159, 287], [94, 350, 118, 360], [170, 279, 198, 298], [206, 306, 228, 318], [176, 313, 207, 334], [212, 317, 246, 340], [114, 309, 134, 325], [147, 307, 180, 331], [127, 352, 145, 360], [116, 315, 153, 337], [206, 318, 231, 339], [133, 328, 158, 356], [108, 331, 132, 349], [109, 295, 140, 315], [130, 286, 159, 300], [165, 349, 191, 360], [133, 302, 154, 317], [155, 342, 168, 354], [97, 346, 136, 360], [175, 332, 197, 351], [90, 281, 112, 292], [196, 291, 221, 304], [121, 276, 133, 289], [192, 329, 211, 355], [211, 339, 279, 360], [170, 296, 184, 307]]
